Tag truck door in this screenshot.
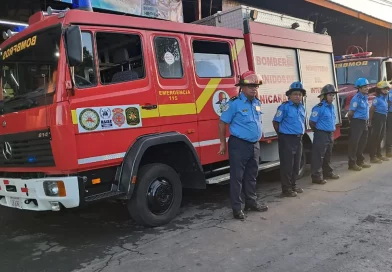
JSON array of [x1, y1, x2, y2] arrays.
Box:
[[185, 36, 240, 164], [68, 28, 159, 168], [298, 50, 342, 127], [147, 31, 198, 145], [252, 44, 300, 138]]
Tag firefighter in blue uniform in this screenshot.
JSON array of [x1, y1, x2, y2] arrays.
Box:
[[273, 82, 306, 197], [309, 84, 340, 184], [347, 78, 371, 171], [218, 71, 268, 220], [386, 84, 392, 158], [368, 81, 390, 163]]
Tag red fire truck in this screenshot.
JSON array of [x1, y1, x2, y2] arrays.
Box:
[[335, 46, 392, 142], [0, 4, 341, 227]]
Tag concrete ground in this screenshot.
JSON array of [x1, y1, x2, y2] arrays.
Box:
[[1, 146, 392, 272]]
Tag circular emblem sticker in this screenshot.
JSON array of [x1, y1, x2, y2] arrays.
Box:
[[164, 52, 175, 65], [352, 102, 358, 108], [212, 90, 230, 116], [126, 107, 141, 126], [312, 111, 318, 117], [79, 109, 100, 131], [99, 107, 112, 119], [275, 110, 282, 117]]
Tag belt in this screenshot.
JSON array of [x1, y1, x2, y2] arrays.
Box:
[[279, 133, 303, 138], [315, 129, 334, 133], [230, 135, 258, 144]]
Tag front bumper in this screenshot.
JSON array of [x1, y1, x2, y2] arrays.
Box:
[[0, 176, 80, 211]]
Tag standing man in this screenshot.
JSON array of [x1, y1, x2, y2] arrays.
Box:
[[273, 82, 306, 197], [309, 84, 340, 184], [368, 81, 390, 163], [386, 84, 392, 158], [347, 78, 371, 171], [218, 71, 268, 220]]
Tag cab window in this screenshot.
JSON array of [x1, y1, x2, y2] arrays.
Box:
[[74, 31, 97, 88], [192, 40, 232, 78], [154, 37, 183, 79], [384, 61, 392, 81], [96, 32, 145, 85]]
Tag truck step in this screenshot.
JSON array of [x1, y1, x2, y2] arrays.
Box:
[[206, 160, 280, 185], [85, 191, 126, 202]]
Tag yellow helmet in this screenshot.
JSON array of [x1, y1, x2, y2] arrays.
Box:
[[376, 81, 391, 89]]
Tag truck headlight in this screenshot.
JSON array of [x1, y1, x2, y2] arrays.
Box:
[[43, 181, 66, 197]]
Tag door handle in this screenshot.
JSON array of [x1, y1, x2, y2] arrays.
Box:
[[141, 104, 157, 110]]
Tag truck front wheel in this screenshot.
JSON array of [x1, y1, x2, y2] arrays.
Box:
[[128, 163, 182, 227]]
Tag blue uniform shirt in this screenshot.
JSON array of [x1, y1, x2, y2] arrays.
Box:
[[309, 100, 336, 132], [388, 90, 392, 112], [349, 92, 369, 120], [372, 95, 388, 115], [273, 100, 306, 135], [220, 92, 263, 143]]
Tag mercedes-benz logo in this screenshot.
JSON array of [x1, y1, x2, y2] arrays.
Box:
[[2, 121, 6, 127], [2, 142, 12, 160]]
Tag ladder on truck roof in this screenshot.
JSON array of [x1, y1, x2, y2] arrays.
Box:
[[192, 5, 314, 33]]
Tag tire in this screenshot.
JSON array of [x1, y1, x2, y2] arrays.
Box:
[[297, 149, 307, 179], [127, 163, 182, 227]]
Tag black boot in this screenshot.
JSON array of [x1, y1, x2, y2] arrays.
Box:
[[244, 203, 268, 212], [324, 173, 340, 179], [282, 190, 297, 197], [233, 210, 245, 220], [312, 179, 327, 184]]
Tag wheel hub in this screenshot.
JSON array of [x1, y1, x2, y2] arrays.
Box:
[[147, 178, 174, 215]]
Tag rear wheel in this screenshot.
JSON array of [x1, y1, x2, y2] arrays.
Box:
[[128, 163, 182, 227]]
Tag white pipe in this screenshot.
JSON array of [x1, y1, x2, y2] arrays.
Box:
[[0, 20, 28, 27]]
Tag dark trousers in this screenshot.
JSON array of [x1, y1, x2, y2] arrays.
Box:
[[311, 130, 334, 181], [386, 113, 392, 154], [369, 112, 386, 158], [278, 133, 303, 192], [348, 118, 368, 167], [228, 136, 259, 212]]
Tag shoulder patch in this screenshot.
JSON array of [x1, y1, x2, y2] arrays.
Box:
[[230, 96, 238, 101], [317, 103, 323, 107]]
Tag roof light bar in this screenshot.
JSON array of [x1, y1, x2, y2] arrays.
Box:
[[334, 52, 373, 61], [72, 0, 93, 11]]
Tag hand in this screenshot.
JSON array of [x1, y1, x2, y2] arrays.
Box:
[[218, 143, 226, 155]]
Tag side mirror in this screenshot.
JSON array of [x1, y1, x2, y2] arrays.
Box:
[[65, 25, 83, 67]]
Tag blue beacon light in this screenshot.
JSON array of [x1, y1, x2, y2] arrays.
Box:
[[72, 0, 93, 11]]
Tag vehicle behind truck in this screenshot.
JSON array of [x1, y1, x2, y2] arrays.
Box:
[[335, 46, 392, 140], [0, 3, 340, 227]]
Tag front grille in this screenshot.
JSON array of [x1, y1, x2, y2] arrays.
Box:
[[0, 128, 55, 167]]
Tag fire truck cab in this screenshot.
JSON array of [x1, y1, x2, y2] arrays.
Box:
[[0, 4, 340, 227], [335, 46, 392, 140]]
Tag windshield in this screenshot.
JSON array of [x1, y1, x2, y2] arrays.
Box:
[[0, 25, 61, 105], [336, 60, 379, 85]]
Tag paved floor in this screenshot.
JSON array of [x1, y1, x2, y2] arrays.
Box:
[[1, 146, 392, 272]]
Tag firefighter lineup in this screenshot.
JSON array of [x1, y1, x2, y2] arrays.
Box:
[[219, 71, 390, 220]]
